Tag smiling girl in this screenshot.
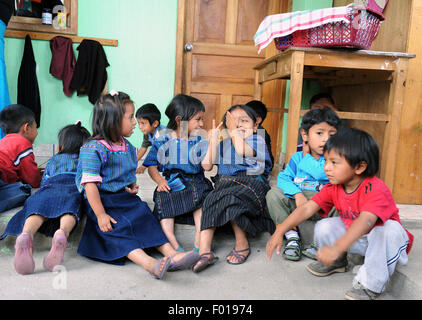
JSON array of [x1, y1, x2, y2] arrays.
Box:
[[143, 94, 212, 264], [192, 104, 273, 272]]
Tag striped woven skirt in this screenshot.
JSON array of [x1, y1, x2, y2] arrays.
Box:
[[201, 174, 275, 236], [152, 173, 213, 225], [77, 190, 168, 265]]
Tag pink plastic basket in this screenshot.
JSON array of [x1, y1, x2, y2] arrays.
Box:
[[274, 9, 381, 51]]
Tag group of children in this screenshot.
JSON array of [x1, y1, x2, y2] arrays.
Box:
[[0, 91, 414, 300]]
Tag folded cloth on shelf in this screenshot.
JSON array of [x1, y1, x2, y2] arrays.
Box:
[[254, 5, 353, 53]]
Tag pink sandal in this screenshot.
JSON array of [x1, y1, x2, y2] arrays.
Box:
[[14, 233, 35, 275], [43, 230, 67, 271]]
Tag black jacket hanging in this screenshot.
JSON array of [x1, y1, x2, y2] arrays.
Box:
[[70, 39, 109, 104], [17, 35, 41, 127]]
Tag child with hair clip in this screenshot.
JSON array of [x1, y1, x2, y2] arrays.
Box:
[[75, 91, 198, 280], [143, 93, 213, 255], [1, 122, 90, 275], [192, 104, 274, 273], [266, 128, 414, 300]]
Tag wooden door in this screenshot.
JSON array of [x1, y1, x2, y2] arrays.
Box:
[[175, 0, 289, 165]]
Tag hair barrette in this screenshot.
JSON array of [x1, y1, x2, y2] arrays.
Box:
[[109, 90, 119, 97]]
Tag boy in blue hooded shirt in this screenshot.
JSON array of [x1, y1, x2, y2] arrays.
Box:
[[266, 108, 340, 261]]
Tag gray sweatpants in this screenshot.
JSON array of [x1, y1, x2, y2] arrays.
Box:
[[314, 217, 410, 293]]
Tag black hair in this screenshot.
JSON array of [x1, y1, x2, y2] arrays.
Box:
[[300, 108, 340, 134], [91, 91, 133, 144], [309, 92, 335, 108], [246, 100, 267, 121], [58, 122, 91, 155], [135, 103, 161, 125], [165, 94, 205, 130], [324, 128, 379, 177], [222, 104, 258, 128], [0, 104, 36, 134]]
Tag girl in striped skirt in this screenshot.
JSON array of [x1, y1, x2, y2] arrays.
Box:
[[75, 91, 199, 280], [192, 104, 275, 273], [1, 122, 90, 275], [143, 94, 213, 254]]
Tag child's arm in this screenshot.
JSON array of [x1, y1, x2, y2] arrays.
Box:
[[18, 155, 42, 188], [277, 152, 307, 206], [136, 147, 148, 162], [266, 199, 321, 259], [202, 120, 222, 171], [147, 166, 170, 193], [317, 211, 378, 266], [84, 182, 117, 232]]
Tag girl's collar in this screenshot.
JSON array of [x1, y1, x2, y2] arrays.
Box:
[[97, 137, 127, 152]]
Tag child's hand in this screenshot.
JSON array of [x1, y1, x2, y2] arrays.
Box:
[[157, 178, 171, 193], [225, 111, 237, 133], [316, 245, 343, 266], [125, 183, 139, 194], [208, 119, 223, 144], [266, 230, 284, 259], [136, 165, 147, 174], [97, 213, 117, 233]]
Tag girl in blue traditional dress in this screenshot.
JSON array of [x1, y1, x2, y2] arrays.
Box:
[[1, 122, 90, 275], [76, 91, 198, 280], [193, 104, 275, 272], [143, 94, 213, 253]]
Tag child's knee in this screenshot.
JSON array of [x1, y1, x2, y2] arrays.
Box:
[[314, 217, 344, 247]]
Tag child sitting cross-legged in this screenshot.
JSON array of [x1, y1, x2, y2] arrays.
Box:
[[266, 128, 414, 300], [266, 108, 340, 261]]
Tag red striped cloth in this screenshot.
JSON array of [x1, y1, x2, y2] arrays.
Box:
[[254, 5, 353, 53]]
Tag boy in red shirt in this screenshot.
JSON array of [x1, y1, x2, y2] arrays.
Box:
[[266, 128, 413, 300], [0, 104, 41, 212]]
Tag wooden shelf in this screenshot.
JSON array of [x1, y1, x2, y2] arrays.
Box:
[[5, 29, 118, 47]]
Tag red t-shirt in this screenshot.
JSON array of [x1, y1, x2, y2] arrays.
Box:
[[0, 134, 41, 188], [311, 176, 413, 254]]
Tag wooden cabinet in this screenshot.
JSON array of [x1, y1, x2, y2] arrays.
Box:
[[254, 47, 414, 196]]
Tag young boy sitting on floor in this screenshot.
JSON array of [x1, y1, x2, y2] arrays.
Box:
[[267, 128, 413, 300], [266, 108, 340, 261], [0, 104, 42, 212]]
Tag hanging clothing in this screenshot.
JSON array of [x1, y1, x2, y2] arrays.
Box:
[[0, 0, 13, 139], [50, 36, 76, 97], [17, 35, 41, 127], [70, 39, 109, 104]]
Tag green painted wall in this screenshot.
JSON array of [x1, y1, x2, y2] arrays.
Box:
[[280, 0, 333, 153], [4, 0, 178, 148]]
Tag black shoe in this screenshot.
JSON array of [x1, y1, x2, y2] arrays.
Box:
[[306, 254, 348, 277]]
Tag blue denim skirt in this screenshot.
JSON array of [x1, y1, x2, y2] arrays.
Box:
[[0, 174, 83, 239], [152, 173, 213, 224], [77, 190, 169, 265]]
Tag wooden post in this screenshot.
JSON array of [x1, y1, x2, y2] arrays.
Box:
[[381, 58, 409, 189], [285, 51, 304, 163]]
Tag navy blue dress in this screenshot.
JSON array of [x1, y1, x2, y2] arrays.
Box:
[[0, 153, 83, 238], [143, 135, 213, 225], [76, 139, 168, 265]]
